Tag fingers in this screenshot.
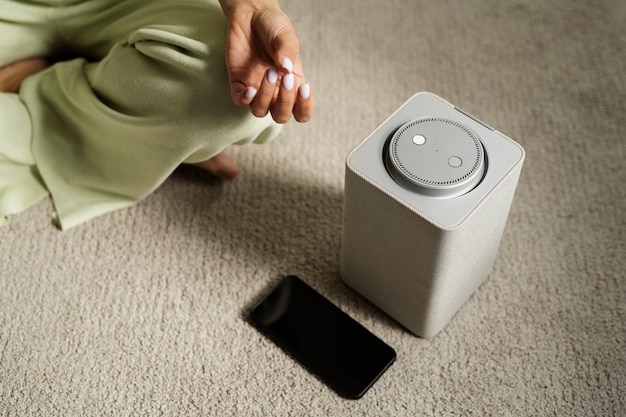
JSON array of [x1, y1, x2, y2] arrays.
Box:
[[229, 63, 266, 107], [230, 85, 257, 108], [250, 67, 279, 118], [248, 67, 313, 124], [270, 77, 313, 124], [294, 83, 313, 123], [270, 72, 297, 124]]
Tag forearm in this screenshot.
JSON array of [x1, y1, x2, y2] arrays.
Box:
[[218, 0, 280, 17]]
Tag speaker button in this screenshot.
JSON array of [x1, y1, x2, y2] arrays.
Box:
[[448, 156, 463, 168]]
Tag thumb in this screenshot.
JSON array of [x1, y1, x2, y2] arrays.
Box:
[[273, 27, 299, 74], [254, 9, 300, 73]]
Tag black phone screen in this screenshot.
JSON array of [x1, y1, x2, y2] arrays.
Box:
[[250, 275, 396, 399]]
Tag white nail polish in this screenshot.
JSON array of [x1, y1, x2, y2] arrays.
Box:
[[281, 57, 294, 73], [245, 87, 257, 99], [267, 68, 278, 85], [283, 73, 295, 91], [299, 83, 310, 100]]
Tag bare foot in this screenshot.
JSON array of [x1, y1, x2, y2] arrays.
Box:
[[0, 57, 49, 93], [189, 153, 240, 180]]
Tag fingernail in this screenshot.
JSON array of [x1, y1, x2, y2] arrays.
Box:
[[281, 57, 294, 73], [245, 87, 257, 99], [282, 73, 294, 91], [298, 83, 310, 100], [266, 68, 278, 85]]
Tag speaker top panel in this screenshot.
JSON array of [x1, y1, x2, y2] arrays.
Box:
[[347, 92, 525, 229], [385, 118, 486, 198]]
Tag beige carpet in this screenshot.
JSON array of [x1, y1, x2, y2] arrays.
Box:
[[2, 0, 625, 415]]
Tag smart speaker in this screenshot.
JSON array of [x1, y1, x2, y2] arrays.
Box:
[[340, 92, 525, 338]]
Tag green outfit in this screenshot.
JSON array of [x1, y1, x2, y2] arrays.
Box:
[[0, 0, 280, 229]]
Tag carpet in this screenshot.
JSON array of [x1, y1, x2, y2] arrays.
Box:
[[1, 0, 624, 415]]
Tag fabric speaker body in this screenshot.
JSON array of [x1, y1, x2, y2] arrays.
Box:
[[341, 92, 525, 338]]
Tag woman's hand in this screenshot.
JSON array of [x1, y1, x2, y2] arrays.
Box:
[[220, 0, 313, 123]]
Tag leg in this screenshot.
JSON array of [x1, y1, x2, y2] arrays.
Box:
[[0, 57, 49, 93], [0, 93, 49, 227], [0, 0, 57, 65], [19, 0, 280, 229], [0, 55, 241, 181], [0, 56, 240, 181], [0, 0, 57, 225]]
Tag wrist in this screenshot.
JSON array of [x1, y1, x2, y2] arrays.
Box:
[[219, 0, 280, 17]]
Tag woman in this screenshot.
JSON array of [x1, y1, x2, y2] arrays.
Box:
[[0, 0, 313, 229]]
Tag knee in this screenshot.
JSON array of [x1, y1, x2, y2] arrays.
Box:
[[87, 25, 229, 119], [128, 27, 216, 76]]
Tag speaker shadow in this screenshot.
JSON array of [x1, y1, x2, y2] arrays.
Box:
[[147, 163, 403, 334], [162, 163, 345, 278]]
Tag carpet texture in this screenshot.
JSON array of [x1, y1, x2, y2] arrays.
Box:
[[1, 0, 624, 415]]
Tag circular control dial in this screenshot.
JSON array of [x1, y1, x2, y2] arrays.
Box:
[[385, 118, 486, 198]]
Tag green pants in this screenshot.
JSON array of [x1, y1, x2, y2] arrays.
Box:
[[0, 0, 280, 229]]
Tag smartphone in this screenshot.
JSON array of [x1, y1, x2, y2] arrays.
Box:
[[250, 275, 396, 399]]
